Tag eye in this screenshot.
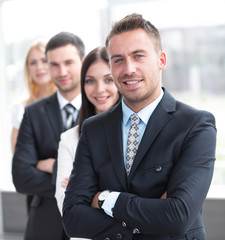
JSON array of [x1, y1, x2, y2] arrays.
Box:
[[85, 79, 95, 84], [29, 60, 37, 66], [134, 54, 143, 59], [65, 60, 74, 65], [114, 58, 123, 64], [105, 77, 113, 83], [50, 63, 58, 68]]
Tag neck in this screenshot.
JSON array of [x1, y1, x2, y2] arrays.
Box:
[[59, 87, 81, 102], [124, 87, 162, 113]]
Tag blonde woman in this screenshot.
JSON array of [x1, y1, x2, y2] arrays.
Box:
[[11, 41, 56, 153], [10, 41, 56, 212]]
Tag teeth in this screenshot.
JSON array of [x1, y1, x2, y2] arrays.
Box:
[[126, 81, 138, 85], [96, 97, 107, 101]]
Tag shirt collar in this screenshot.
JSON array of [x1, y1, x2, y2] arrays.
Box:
[[122, 89, 164, 125], [57, 90, 82, 110]]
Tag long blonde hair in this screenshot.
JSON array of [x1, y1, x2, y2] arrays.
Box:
[[24, 41, 57, 105]]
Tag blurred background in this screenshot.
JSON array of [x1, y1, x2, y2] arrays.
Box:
[[0, 0, 224, 239]]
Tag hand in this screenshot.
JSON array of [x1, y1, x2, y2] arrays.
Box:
[[91, 192, 101, 209], [160, 191, 167, 199], [36, 158, 55, 173], [61, 177, 69, 188]]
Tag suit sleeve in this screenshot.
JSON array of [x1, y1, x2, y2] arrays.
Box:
[[12, 108, 55, 198], [113, 111, 216, 235], [63, 111, 216, 238]]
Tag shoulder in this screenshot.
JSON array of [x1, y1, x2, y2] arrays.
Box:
[[10, 100, 25, 115], [176, 100, 215, 122], [61, 125, 79, 142], [84, 101, 121, 127], [162, 89, 215, 123], [10, 100, 26, 128], [59, 126, 79, 151], [170, 99, 216, 132], [25, 93, 57, 112]]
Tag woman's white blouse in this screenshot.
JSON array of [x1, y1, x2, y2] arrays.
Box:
[[55, 126, 89, 239], [55, 125, 79, 215]]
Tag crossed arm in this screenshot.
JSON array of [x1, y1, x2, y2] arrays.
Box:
[[12, 109, 56, 198], [63, 112, 216, 239]]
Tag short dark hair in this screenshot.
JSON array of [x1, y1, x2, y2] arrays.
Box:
[[78, 47, 121, 134], [45, 32, 85, 59], [105, 13, 162, 52]]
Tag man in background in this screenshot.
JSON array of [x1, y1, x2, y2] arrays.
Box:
[[12, 32, 85, 240]]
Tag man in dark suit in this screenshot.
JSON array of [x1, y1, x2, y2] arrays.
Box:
[[63, 14, 216, 240], [12, 32, 85, 240]]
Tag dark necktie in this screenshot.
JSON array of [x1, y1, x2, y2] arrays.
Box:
[[64, 103, 76, 130], [126, 114, 140, 176]]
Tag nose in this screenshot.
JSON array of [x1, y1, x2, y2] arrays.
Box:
[[124, 59, 136, 75], [37, 61, 44, 69], [96, 81, 105, 93], [58, 65, 67, 76]]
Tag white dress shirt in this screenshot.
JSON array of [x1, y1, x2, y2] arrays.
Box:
[[57, 91, 81, 126]]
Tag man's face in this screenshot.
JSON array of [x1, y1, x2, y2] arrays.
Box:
[[108, 29, 166, 112], [47, 44, 82, 98]]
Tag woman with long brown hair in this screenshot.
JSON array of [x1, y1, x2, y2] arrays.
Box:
[[55, 47, 121, 240]]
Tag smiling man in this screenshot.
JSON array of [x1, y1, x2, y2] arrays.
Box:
[[12, 32, 84, 240], [63, 14, 216, 240]]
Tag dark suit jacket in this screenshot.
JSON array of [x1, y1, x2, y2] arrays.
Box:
[[12, 93, 68, 240], [63, 89, 216, 240]]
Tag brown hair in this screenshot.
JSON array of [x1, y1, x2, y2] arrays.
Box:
[[78, 47, 121, 134], [105, 13, 162, 52], [45, 32, 85, 60], [24, 41, 56, 105]]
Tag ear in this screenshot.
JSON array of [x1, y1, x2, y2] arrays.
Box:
[[159, 51, 166, 70], [82, 55, 86, 63]]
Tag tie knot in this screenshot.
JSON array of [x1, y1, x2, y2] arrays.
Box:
[[130, 114, 140, 125], [64, 103, 75, 116]]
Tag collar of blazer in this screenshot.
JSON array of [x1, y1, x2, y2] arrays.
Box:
[[104, 88, 176, 187]]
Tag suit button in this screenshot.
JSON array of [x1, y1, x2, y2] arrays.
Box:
[[116, 233, 123, 239], [133, 228, 140, 233], [105, 238, 110, 240], [122, 221, 126, 227], [155, 166, 162, 172]]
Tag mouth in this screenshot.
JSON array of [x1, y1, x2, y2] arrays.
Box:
[[58, 78, 70, 83], [95, 96, 110, 102], [36, 72, 46, 78], [124, 80, 140, 85], [122, 79, 143, 88]]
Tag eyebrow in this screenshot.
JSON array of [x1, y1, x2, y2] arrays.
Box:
[[85, 75, 95, 78], [104, 73, 112, 77], [85, 73, 111, 78], [110, 54, 122, 61], [110, 49, 146, 60], [49, 61, 58, 66]]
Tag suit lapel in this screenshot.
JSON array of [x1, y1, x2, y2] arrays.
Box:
[[128, 89, 176, 180], [104, 103, 128, 191], [44, 93, 64, 141]]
